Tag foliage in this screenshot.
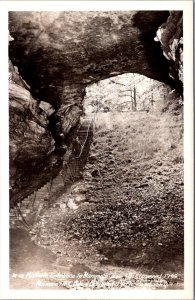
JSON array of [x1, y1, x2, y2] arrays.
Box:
[[84, 73, 173, 114]]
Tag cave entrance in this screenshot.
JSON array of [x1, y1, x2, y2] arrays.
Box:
[[79, 73, 183, 272], [82, 73, 183, 170], [82, 72, 183, 176], [83, 73, 180, 127]]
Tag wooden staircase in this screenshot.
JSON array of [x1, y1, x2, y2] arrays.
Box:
[[10, 117, 93, 228]]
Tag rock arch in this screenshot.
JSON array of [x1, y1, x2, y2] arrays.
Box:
[[9, 11, 183, 205]]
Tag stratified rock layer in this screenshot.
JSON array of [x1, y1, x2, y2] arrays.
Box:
[[9, 60, 61, 205], [9, 11, 174, 105], [154, 11, 183, 94]]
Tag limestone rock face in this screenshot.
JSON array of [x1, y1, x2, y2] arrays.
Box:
[[39, 101, 55, 117], [9, 60, 55, 159], [9, 60, 58, 206], [154, 11, 183, 93], [9, 11, 174, 107], [8, 11, 183, 205]]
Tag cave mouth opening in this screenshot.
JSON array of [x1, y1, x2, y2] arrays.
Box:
[[78, 73, 183, 270], [81, 73, 183, 183], [81, 72, 183, 177], [80, 72, 183, 170], [82, 73, 181, 130]]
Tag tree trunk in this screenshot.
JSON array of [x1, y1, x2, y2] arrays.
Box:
[[133, 86, 137, 111]]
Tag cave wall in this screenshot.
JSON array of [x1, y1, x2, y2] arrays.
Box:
[[154, 11, 183, 95], [8, 11, 183, 206], [9, 60, 63, 205]]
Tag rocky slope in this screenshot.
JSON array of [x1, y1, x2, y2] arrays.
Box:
[[63, 112, 184, 269], [29, 111, 183, 289]]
